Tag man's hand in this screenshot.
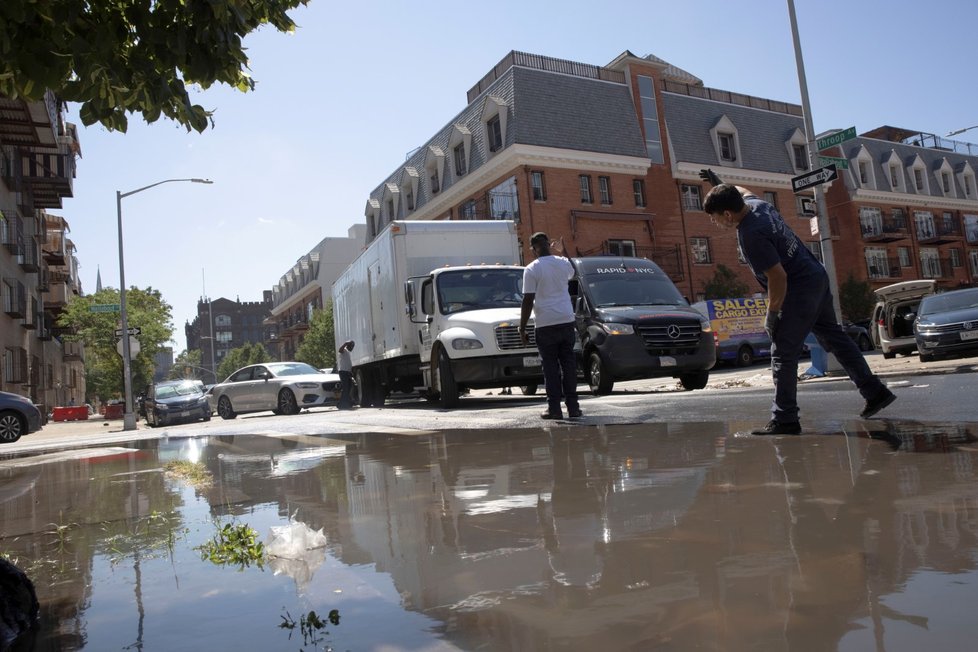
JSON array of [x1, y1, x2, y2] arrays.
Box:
[[518, 324, 529, 344], [699, 169, 723, 187], [764, 311, 782, 340]]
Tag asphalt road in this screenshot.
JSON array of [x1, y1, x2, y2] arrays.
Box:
[[6, 351, 976, 456]]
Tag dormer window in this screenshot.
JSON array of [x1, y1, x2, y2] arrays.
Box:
[[935, 159, 957, 198], [481, 96, 508, 158], [914, 168, 924, 191], [453, 143, 467, 176], [710, 115, 742, 168], [718, 133, 737, 161], [424, 146, 445, 196], [942, 172, 951, 193], [387, 199, 395, 221], [430, 173, 440, 194], [852, 146, 876, 189], [890, 165, 899, 187], [957, 162, 976, 199], [448, 124, 472, 179], [858, 161, 869, 185], [793, 145, 807, 170], [487, 115, 502, 152]]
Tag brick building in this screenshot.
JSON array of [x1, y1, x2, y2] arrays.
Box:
[[185, 295, 273, 382]]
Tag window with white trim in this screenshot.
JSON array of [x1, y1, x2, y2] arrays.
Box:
[[885, 151, 904, 192], [942, 172, 951, 194], [486, 115, 502, 153], [935, 159, 957, 198], [793, 144, 808, 171], [460, 200, 477, 220], [920, 248, 941, 278], [889, 164, 900, 188], [531, 171, 546, 201], [853, 146, 876, 189], [690, 237, 712, 264], [710, 115, 741, 168], [949, 248, 962, 268], [579, 175, 593, 203], [805, 240, 822, 264], [860, 207, 883, 238], [964, 214, 978, 243], [942, 211, 957, 236], [633, 179, 646, 207], [897, 247, 911, 268], [970, 249, 978, 277], [718, 133, 736, 162], [859, 161, 869, 185], [915, 211, 935, 240], [865, 247, 889, 278], [914, 168, 924, 191], [763, 191, 778, 209], [785, 128, 808, 172], [453, 143, 466, 176], [892, 207, 907, 230], [607, 239, 636, 256], [598, 176, 612, 205], [681, 184, 702, 211]]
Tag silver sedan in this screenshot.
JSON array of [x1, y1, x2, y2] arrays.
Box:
[[208, 362, 343, 419]]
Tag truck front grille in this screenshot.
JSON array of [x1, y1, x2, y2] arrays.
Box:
[[495, 324, 536, 350], [637, 323, 702, 353]]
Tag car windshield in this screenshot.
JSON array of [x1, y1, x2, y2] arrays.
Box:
[[436, 269, 524, 315], [584, 272, 685, 308], [155, 381, 203, 399], [265, 362, 321, 377], [919, 289, 978, 316]]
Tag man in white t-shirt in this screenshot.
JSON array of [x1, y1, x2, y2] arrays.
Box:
[[519, 232, 582, 420], [337, 340, 355, 410]]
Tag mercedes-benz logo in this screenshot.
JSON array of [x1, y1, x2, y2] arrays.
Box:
[[965, 321, 975, 330], [666, 324, 682, 339]]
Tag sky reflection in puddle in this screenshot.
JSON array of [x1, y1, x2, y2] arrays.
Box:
[[1, 420, 978, 651]]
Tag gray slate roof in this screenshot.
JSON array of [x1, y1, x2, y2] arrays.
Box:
[[840, 137, 978, 199]]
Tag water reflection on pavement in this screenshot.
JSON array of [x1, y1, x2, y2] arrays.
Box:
[[1, 420, 977, 651]]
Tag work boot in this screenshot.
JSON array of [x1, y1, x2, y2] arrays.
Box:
[[860, 389, 896, 419], [750, 420, 802, 435], [541, 410, 563, 420]]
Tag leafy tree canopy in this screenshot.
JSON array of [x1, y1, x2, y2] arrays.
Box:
[[0, 0, 307, 132], [216, 342, 270, 382], [295, 302, 335, 370], [839, 273, 876, 323], [58, 287, 173, 401], [702, 264, 751, 301], [169, 348, 205, 381]]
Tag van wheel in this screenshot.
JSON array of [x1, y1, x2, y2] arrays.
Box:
[[919, 352, 935, 362], [857, 334, 873, 351], [882, 351, 895, 360], [680, 371, 709, 391], [588, 352, 614, 395], [519, 385, 538, 396], [437, 352, 460, 408], [736, 345, 754, 367]]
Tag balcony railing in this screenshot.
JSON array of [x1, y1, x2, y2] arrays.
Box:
[[1, 210, 24, 255], [663, 80, 804, 116], [866, 258, 904, 280], [920, 258, 952, 279], [467, 51, 626, 104], [16, 143, 75, 209], [18, 239, 40, 272], [3, 279, 27, 317], [860, 216, 909, 241], [917, 219, 962, 243]]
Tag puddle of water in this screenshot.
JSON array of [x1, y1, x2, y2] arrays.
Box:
[[1, 421, 977, 651]]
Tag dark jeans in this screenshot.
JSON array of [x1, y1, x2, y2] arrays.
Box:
[[338, 370, 354, 409], [535, 322, 580, 415], [771, 274, 886, 423]]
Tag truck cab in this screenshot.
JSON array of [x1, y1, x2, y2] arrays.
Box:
[[570, 256, 715, 394]]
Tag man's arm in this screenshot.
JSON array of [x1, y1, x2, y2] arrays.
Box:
[[764, 263, 788, 313], [519, 294, 535, 343]]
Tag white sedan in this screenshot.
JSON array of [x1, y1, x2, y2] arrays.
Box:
[[208, 362, 343, 419]]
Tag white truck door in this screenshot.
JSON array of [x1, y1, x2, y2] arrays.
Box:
[[367, 261, 385, 358]]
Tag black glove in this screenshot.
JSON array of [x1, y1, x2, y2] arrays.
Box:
[[699, 168, 723, 187], [764, 311, 782, 340]]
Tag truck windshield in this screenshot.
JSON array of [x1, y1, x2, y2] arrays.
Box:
[[584, 273, 685, 308], [436, 269, 524, 315]]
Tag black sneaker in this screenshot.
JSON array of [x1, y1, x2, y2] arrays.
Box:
[[860, 389, 896, 419], [541, 411, 563, 420], [568, 408, 583, 418], [751, 420, 802, 435]]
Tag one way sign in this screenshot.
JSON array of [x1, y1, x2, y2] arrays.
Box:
[[792, 164, 838, 193]]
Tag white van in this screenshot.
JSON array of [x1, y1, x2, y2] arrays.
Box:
[[870, 280, 936, 358]]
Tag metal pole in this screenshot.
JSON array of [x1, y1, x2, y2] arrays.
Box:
[[209, 298, 217, 382], [117, 190, 137, 430], [787, 0, 843, 371]]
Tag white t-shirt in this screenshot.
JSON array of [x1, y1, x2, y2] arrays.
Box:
[[338, 348, 352, 372], [523, 255, 575, 327]]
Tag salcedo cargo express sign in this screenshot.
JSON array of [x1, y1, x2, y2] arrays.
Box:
[[705, 297, 769, 341]]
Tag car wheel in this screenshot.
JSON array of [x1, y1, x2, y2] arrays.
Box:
[[588, 352, 614, 395], [278, 388, 300, 415], [679, 371, 709, 391], [0, 410, 25, 443], [882, 351, 895, 360], [437, 351, 460, 409], [217, 396, 237, 420], [919, 352, 935, 363], [736, 345, 754, 367], [858, 334, 873, 351], [519, 384, 538, 395]]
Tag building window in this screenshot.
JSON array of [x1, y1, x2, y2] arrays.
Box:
[[892, 208, 907, 230], [718, 133, 737, 162], [215, 314, 232, 327], [633, 179, 646, 207], [579, 175, 593, 204], [914, 168, 924, 191], [964, 214, 978, 243], [805, 240, 823, 264], [865, 247, 889, 278], [964, 174, 974, 198], [454, 143, 467, 176], [598, 176, 612, 205], [637, 75, 664, 164], [460, 200, 477, 220], [860, 207, 883, 238], [681, 184, 703, 211], [430, 172, 440, 194], [387, 199, 395, 222], [216, 331, 232, 343], [942, 172, 951, 194], [793, 144, 807, 170], [915, 211, 935, 240], [858, 161, 869, 185], [970, 250, 978, 277], [920, 248, 941, 278], [531, 171, 546, 201], [763, 191, 778, 209], [608, 239, 636, 256], [406, 190, 415, 212], [897, 247, 911, 268], [690, 237, 712, 264], [950, 248, 963, 268], [890, 164, 900, 188], [486, 115, 502, 153]]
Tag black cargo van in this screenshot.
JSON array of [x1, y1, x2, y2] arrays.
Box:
[[569, 257, 716, 394]]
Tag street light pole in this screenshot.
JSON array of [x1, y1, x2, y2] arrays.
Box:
[[947, 126, 978, 137], [117, 178, 213, 430]]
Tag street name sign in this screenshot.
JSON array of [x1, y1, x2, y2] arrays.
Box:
[[818, 155, 849, 170], [816, 127, 857, 151], [792, 164, 838, 193], [114, 327, 142, 337], [90, 303, 121, 313]]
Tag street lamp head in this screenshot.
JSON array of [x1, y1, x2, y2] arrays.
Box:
[[191, 178, 214, 185]]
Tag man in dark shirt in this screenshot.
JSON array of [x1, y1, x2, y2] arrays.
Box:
[[703, 183, 895, 434]]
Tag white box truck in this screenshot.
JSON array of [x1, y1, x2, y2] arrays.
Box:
[[332, 220, 544, 408]]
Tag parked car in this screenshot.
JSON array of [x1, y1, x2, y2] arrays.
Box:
[[914, 287, 978, 362], [319, 368, 357, 404], [0, 390, 43, 443], [870, 280, 936, 358], [144, 379, 212, 427], [844, 322, 874, 351], [209, 362, 341, 419]]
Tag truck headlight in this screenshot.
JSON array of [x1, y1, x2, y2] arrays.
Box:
[[452, 338, 484, 350], [600, 323, 634, 335], [700, 319, 712, 332]]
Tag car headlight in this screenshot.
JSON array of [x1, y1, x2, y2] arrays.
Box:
[[296, 382, 320, 389], [700, 319, 712, 332], [452, 338, 484, 350], [157, 404, 169, 411], [600, 323, 634, 335]]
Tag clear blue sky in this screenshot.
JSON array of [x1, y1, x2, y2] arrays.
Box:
[[55, 0, 978, 354]]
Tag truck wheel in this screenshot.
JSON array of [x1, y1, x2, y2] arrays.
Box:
[[356, 369, 372, 407], [919, 352, 935, 362], [588, 352, 614, 395], [679, 371, 709, 391], [519, 384, 538, 395], [437, 352, 460, 409], [736, 345, 754, 367], [882, 351, 895, 360]]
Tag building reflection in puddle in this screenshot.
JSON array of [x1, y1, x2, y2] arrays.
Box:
[[1, 420, 977, 650]]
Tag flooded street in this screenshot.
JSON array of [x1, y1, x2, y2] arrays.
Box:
[[3, 421, 978, 651]]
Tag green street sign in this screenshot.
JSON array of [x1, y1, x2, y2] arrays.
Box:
[[89, 303, 121, 313], [818, 155, 849, 170], [816, 127, 857, 151]]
